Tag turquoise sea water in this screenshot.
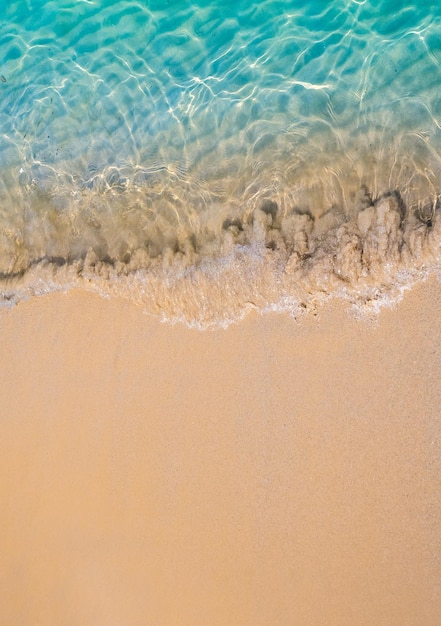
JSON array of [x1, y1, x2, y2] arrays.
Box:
[[1, 0, 441, 325]]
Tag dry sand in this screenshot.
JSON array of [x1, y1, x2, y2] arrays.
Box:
[[0, 280, 441, 625]]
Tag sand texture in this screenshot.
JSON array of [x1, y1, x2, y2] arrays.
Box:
[[1, 281, 441, 625]]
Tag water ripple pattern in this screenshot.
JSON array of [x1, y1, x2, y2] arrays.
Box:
[[1, 0, 441, 325]]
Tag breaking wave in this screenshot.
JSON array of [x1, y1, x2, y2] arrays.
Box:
[[1, 186, 440, 328]]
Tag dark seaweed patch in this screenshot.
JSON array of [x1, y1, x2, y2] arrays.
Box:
[[260, 199, 278, 220], [222, 218, 243, 231]]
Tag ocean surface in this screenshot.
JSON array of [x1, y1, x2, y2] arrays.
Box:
[[1, 0, 441, 326]]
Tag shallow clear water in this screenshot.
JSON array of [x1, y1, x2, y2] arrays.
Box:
[[1, 0, 441, 325]]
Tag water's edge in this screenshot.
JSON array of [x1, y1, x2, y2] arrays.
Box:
[[1, 189, 439, 328]]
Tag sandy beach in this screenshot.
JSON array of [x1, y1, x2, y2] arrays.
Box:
[[1, 280, 441, 625]]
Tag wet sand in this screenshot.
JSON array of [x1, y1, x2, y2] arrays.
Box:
[[1, 280, 441, 625]]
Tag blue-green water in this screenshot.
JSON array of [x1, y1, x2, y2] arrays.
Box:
[[1, 0, 441, 325]]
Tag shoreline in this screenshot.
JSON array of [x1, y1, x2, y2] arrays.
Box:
[[1, 279, 441, 624], [2, 189, 441, 329]]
